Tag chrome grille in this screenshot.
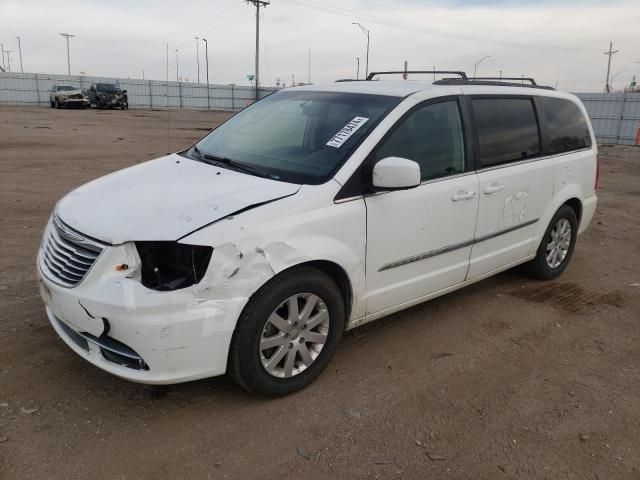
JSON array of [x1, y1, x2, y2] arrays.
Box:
[[40, 216, 104, 287]]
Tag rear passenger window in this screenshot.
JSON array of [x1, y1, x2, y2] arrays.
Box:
[[472, 98, 540, 167], [541, 97, 592, 153], [375, 100, 465, 181]]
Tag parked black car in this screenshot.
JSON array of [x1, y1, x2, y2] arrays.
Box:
[[85, 83, 128, 110]]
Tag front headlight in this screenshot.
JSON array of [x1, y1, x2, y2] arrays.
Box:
[[135, 242, 213, 291]]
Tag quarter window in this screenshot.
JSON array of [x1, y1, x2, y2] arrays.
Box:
[[375, 100, 465, 181], [541, 97, 592, 153], [473, 98, 540, 167]]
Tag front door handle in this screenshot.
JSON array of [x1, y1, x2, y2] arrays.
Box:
[[484, 183, 505, 195], [451, 190, 476, 201]]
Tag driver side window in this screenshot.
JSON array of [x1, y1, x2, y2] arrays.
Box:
[[375, 100, 465, 181]]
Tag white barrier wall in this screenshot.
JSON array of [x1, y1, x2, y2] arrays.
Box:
[[2, 72, 638, 145], [0, 72, 276, 111], [575, 92, 640, 146]]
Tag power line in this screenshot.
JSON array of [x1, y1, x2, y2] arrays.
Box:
[[284, 0, 597, 54]]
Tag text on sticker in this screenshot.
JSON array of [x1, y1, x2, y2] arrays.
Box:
[[326, 117, 369, 148]]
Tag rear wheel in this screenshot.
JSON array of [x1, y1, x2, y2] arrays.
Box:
[[229, 267, 345, 397], [525, 205, 578, 280]]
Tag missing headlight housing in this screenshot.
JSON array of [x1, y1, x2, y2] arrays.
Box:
[[135, 242, 213, 291]]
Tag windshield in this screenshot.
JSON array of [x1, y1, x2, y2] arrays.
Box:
[[57, 85, 77, 91], [98, 83, 121, 93], [191, 90, 400, 184]]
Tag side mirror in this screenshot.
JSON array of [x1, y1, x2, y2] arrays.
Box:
[[122, 89, 127, 94], [372, 157, 421, 190]]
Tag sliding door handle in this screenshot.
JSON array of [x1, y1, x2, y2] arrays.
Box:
[[451, 191, 476, 201], [484, 183, 505, 195]]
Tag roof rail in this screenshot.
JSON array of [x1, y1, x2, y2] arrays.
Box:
[[366, 70, 468, 81], [434, 78, 554, 90], [471, 76, 538, 86]]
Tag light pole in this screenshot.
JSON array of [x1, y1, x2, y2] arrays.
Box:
[[202, 38, 210, 110], [175, 49, 179, 81], [352, 22, 370, 78], [356, 57, 360, 80], [59, 33, 75, 75], [473, 55, 491, 78], [610, 70, 626, 90], [15, 36, 23, 73], [195, 37, 200, 83], [0, 43, 4, 71]]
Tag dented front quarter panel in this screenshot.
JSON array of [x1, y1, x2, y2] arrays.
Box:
[[182, 180, 367, 328]]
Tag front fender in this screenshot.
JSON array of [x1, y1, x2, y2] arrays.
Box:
[[182, 190, 367, 322]]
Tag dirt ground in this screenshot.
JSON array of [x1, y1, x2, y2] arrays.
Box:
[[1, 106, 639, 480]]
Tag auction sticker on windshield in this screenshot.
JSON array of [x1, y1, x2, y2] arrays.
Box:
[[326, 117, 369, 148]]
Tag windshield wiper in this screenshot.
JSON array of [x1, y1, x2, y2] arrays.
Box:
[[191, 146, 277, 180]]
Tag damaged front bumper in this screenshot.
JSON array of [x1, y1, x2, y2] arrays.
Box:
[[37, 241, 247, 385]]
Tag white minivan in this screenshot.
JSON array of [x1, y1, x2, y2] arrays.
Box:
[[38, 71, 598, 396]]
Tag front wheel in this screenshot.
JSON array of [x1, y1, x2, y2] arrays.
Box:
[[525, 205, 578, 280], [229, 267, 345, 397]]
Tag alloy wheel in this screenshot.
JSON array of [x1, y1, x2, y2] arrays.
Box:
[[546, 218, 571, 268], [259, 293, 330, 378]]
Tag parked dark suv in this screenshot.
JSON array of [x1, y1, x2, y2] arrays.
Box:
[[85, 83, 128, 110]]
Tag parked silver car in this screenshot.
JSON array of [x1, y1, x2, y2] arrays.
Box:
[[49, 84, 90, 109]]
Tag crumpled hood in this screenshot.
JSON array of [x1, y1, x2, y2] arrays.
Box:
[[56, 154, 300, 244]]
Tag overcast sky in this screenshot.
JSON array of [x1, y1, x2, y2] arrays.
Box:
[[1, 0, 638, 91]]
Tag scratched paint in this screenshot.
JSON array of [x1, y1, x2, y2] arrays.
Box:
[[500, 189, 529, 228]]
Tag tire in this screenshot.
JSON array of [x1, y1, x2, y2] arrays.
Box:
[[55, 99, 60, 109], [50, 99, 55, 108], [229, 266, 346, 397], [525, 204, 578, 280]]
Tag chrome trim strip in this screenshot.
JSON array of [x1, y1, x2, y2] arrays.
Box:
[[379, 238, 475, 272], [474, 218, 538, 243], [334, 195, 363, 204], [378, 218, 539, 272], [476, 147, 592, 174]]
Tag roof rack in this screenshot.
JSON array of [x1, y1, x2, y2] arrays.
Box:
[[434, 78, 554, 90], [336, 70, 554, 90], [366, 70, 468, 81], [471, 77, 538, 85]]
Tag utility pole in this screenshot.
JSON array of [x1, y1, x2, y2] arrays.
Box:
[[603, 41, 619, 93], [246, 0, 270, 100], [352, 22, 370, 77], [195, 37, 200, 83], [59, 33, 75, 75], [308, 47, 311, 84], [356, 57, 360, 80], [203, 38, 210, 110], [15, 36, 23, 73], [403, 60, 408, 80], [0, 43, 4, 71]]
